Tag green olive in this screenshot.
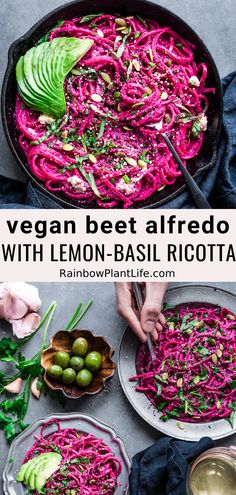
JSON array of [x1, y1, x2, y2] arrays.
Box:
[[47, 364, 63, 379], [54, 351, 70, 369], [70, 356, 84, 372], [72, 337, 88, 357], [76, 369, 93, 388], [84, 351, 102, 372], [62, 368, 76, 385]]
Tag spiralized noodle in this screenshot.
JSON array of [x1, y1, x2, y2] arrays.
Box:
[[130, 304, 236, 423], [23, 420, 122, 494], [15, 14, 215, 208]]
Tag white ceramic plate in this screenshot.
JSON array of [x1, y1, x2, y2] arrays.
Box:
[[3, 413, 130, 495], [118, 284, 236, 441]]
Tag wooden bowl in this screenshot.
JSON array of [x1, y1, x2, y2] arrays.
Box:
[[41, 329, 116, 399]]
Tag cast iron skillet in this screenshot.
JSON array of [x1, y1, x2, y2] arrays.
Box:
[[1, 0, 223, 209]]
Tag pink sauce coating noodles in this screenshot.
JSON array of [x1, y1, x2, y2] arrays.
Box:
[[15, 14, 215, 208], [130, 304, 236, 423], [23, 420, 122, 494]]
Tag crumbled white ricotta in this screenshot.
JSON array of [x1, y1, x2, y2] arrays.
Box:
[[67, 176, 86, 192], [189, 76, 200, 87], [198, 113, 208, 131], [116, 178, 136, 195], [38, 114, 56, 125]]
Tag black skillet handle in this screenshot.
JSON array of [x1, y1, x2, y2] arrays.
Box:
[[162, 133, 211, 209]]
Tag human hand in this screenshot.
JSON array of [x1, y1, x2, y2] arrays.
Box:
[[115, 282, 168, 343]]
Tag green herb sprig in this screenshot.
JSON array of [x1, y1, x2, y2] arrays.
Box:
[[0, 298, 93, 443]]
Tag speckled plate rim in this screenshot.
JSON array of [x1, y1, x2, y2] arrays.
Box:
[[3, 412, 130, 495], [118, 284, 236, 441]]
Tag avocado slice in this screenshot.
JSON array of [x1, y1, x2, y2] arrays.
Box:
[[35, 454, 61, 492], [28, 455, 54, 490], [29, 454, 59, 491], [16, 457, 34, 482], [16, 452, 61, 491], [34, 42, 56, 100], [16, 37, 94, 118], [23, 456, 41, 485]]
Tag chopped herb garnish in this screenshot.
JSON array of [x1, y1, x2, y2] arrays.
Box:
[[227, 408, 236, 429], [97, 117, 106, 138], [134, 31, 141, 39], [36, 33, 50, 46], [51, 443, 61, 454], [191, 120, 201, 139], [127, 60, 133, 79], [57, 19, 65, 27], [31, 116, 67, 146], [156, 382, 162, 395], [116, 29, 131, 58], [76, 158, 104, 199], [122, 174, 130, 184], [198, 347, 210, 357], [136, 15, 149, 28], [140, 149, 148, 161], [72, 67, 97, 80], [35, 20, 64, 46], [79, 14, 103, 23]]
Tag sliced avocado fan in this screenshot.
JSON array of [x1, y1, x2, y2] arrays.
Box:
[[16, 451, 62, 492], [16, 37, 94, 118]]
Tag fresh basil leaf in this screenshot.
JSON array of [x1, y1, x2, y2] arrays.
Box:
[[116, 30, 131, 58], [79, 13, 103, 23], [136, 15, 149, 28], [227, 409, 236, 429], [198, 347, 210, 356], [127, 60, 133, 79], [77, 160, 103, 199], [72, 68, 97, 80], [31, 117, 62, 145], [157, 401, 167, 411], [156, 382, 162, 395], [36, 33, 50, 46], [162, 303, 174, 311], [191, 120, 201, 139], [97, 117, 106, 138], [180, 314, 192, 331], [56, 20, 64, 27]]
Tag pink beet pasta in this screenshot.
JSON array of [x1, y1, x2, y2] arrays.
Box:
[[15, 15, 215, 208], [131, 304, 236, 423], [22, 420, 122, 494]]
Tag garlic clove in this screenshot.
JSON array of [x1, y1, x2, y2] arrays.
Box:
[[5, 378, 23, 394]]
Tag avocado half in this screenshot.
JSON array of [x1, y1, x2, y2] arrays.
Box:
[[16, 37, 94, 118]]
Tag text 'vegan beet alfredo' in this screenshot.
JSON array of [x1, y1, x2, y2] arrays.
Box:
[[131, 304, 236, 424], [15, 14, 215, 208]]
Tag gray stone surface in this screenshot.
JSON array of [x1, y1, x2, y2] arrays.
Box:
[[0, 0, 236, 180], [0, 281, 236, 483]]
